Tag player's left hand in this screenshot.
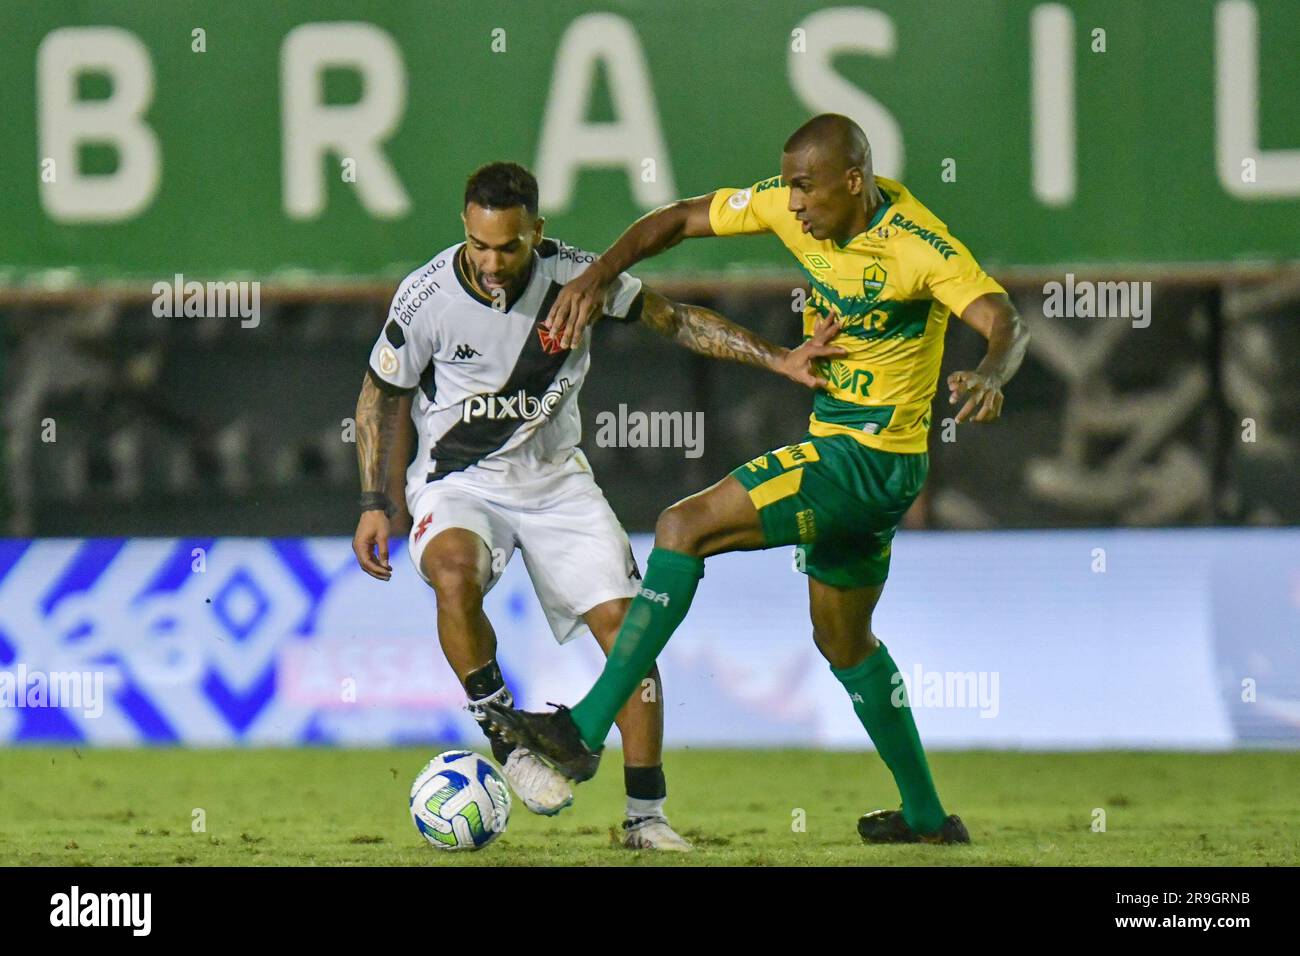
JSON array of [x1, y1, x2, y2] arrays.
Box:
[[778, 313, 846, 389], [947, 370, 1004, 423]]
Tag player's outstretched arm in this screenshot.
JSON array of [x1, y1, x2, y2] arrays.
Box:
[[385, 393, 415, 537], [947, 292, 1031, 423], [547, 193, 717, 349], [638, 288, 846, 389], [352, 371, 410, 580]]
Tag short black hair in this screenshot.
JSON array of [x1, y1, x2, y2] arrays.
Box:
[[784, 114, 870, 173], [464, 162, 539, 217]]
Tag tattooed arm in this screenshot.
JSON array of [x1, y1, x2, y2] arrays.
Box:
[[352, 371, 411, 580], [636, 287, 846, 389]]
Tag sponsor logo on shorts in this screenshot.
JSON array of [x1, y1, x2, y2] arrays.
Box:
[[460, 377, 573, 423], [414, 514, 433, 542]]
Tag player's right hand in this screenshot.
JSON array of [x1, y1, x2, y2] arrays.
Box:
[[778, 313, 846, 389], [353, 511, 393, 581], [546, 263, 612, 350]]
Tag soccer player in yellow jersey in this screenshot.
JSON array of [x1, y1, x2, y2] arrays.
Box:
[[488, 114, 1030, 845]]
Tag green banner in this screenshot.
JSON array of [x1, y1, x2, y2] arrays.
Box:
[[1, 0, 1297, 286]]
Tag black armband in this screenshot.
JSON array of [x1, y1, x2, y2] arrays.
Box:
[[359, 491, 396, 518]]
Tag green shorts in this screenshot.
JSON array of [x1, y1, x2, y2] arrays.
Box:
[[730, 433, 928, 588]]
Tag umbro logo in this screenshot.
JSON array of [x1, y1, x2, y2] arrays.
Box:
[[451, 344, 481, 361]]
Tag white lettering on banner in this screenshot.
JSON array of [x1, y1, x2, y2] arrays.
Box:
[[1030, 4, 1077, 206], [36, 27, 160, 222], [787, 8, 904, 179], [281, 22, 411, 219], [1215, 0, 1300, 198], [535, 13, 676, 212]]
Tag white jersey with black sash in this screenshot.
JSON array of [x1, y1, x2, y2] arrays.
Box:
[[367, 238, 643, 506]]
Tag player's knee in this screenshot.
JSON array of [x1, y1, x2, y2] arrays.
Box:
[[812, 623, 877, 670], [425, 558, 485, 612], [654, 502, 702, 555]]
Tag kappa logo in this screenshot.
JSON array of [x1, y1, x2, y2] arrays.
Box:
[[451, 344, 481, 361]]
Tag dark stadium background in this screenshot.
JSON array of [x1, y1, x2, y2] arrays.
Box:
[[2, 278, 1295, 536]]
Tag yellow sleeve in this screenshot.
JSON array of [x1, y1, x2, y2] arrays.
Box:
[[708, 179, 778, 236], [923, 230, 1006, 316]]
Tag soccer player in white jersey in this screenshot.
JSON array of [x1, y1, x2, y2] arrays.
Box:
[[352, 162, 841, 850]]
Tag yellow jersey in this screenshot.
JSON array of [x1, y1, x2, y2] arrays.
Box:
[[708, 175, 1004, 453]]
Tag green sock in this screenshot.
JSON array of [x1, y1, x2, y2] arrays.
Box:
[[831, 642, 948, 834], [571, 548, 704, 750]]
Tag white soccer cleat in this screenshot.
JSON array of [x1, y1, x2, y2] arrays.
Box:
[[502, 748, 574, 816], [620, 816, 693, 852]]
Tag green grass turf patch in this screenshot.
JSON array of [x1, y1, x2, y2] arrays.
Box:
[[1, 748, 1296, 866]]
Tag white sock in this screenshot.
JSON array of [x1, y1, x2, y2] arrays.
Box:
[[626, 796, 666, 820]]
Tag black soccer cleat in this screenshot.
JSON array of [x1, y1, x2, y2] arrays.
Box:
[[484, 702, 603, 783], [857, 809, 971, 845]]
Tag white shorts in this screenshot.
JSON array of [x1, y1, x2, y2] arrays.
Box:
[[406, 453, 640, 644]]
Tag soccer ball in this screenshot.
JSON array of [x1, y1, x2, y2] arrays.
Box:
[[409, 750, 511, 851]]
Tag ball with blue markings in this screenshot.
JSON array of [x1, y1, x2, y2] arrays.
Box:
[[410, 750, 511, 851]]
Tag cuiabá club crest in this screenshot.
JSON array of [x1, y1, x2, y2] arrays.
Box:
[[862, 262, 887, 302]]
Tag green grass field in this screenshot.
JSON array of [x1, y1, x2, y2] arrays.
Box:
[[1, 748, 1296, 866]]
